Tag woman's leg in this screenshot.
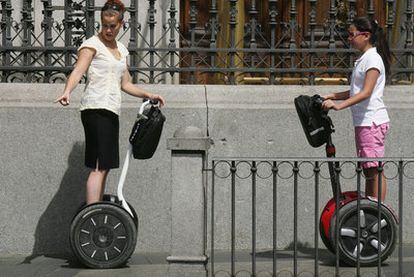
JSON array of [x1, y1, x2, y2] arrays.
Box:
[[86, 168, 109, 204], [364, 167, 387, 201]]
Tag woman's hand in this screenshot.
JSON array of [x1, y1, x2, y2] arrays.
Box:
[[55, 91, 71, 106], [322, 99, 338, 111], [150, 94, 165, 107]]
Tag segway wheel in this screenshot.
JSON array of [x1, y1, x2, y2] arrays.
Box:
[[329, 199, 397, 266], [102, 194, 139, 229], [70, 203, 137, 269]]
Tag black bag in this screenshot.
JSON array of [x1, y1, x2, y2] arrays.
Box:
[[294, 94, 334, 148], [129, 105, 166, 159]]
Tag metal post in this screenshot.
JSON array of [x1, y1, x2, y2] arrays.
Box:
[[269, 0, 278, 85], [128, 0, 139, 83], [398, 160, 404, 277], [22, 0, 33, 82], [228, 0, 238, 85], [248, 0, 258, 73], [309, 0, 317, 85], [386, 0, 395, 42], [329, 0, 337, 75], [405, 0, 413, 81], [64, 0, 74, 67], [314, 161, 320, 277], [293, 161, 299, 277], [348, 0, 357, 80], [356, 162, 362, 275], [377, 162, 383, 277], [272, 161, 278, 277], [147, 0, 156, 84], [209, 0, 219, 82], [231, 161, 236, 277], [168, 0, 177, 82], [189, 0, 197, 84], [251, 161, 257, 276], [41, 0, 53, 83], [211, 160, 216, 277], [1, 0, 13, 82], [289, 0, 297, 73], [85, 0, 94, 38]]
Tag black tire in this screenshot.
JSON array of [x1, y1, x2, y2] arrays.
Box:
[[102, 194, 139, 229], [70, 203, 137, 269], [329, 199, 397, 266]]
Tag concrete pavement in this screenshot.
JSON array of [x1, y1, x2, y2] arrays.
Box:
[[2, 244, 414, 277]]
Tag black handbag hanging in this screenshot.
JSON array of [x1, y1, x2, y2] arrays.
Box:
[[129, 105, 166, 159]]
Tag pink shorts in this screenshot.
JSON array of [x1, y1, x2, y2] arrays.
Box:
[[355, 122, 389, 169]]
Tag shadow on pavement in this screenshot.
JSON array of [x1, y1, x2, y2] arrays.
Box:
[[21, 142, 88, 267]]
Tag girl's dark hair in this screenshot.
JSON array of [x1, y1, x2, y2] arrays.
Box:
[[352, 17, 391, 79], [101, 0, 126, 21]]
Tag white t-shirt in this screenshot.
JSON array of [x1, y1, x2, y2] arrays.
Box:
[[78, 36, 129, 115], [349, 47, 389, 126]]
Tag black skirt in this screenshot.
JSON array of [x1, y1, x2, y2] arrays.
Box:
[[81, 109, 119, 170]]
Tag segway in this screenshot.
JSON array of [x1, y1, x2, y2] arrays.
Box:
[[294, 94, 398, 266], [70, 99, 165, 269]]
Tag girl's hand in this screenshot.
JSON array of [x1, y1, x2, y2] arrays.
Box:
[[150, 94, 165, 107], [55, 92, 71, 106], [322, 99, 338, 111]]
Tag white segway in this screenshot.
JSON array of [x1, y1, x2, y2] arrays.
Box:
[[70, 100, 165, 268]]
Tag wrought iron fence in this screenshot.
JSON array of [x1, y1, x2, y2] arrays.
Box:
[[208, 158, 411, 276], [0, 0, 414, 84]]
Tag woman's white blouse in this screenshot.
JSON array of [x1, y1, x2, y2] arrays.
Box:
[[78, 36, 129, 115]]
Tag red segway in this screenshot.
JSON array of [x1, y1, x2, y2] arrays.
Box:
[[295, 94, 398, 266]]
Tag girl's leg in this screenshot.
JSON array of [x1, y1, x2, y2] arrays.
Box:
[[364, 167, 387, 201], [86, 168, 109, 204]]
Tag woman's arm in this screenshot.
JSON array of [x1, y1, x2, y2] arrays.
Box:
[[121, 69, 165, 106], [322, 69, 380, 111], [55, 47, 95, 105]]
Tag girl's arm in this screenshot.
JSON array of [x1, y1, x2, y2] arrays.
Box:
[[55, 48, 95, 105], [121, 69, 165, 106], [322, 69, 380, 111], [324, 90, 350, 100]]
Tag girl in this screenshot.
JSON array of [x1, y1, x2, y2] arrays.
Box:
[[322, 17, 391, 201], [55, 0, 165, 204]]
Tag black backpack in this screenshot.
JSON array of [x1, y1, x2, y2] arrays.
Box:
[[294, 94, 334, 148], [129, 105, 166, 159]]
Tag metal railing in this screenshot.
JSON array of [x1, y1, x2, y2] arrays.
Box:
[[208, 157, 410, 276], [0, 0, 414, 84]]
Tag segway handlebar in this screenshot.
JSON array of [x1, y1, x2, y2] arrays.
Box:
[[312, 95, 325, 111], [138, 99, 159, 115]]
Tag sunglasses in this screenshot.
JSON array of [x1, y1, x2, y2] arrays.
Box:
[[348, 31, 369, 39]]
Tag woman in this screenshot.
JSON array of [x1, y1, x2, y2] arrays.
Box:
[[55, 0, 165, 204]]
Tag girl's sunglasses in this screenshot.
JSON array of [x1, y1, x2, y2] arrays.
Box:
[[348, 31, 369, 39]]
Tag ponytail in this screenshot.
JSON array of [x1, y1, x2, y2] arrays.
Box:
[[371, 20, 391, 79], [352, 17, 392, 81]]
